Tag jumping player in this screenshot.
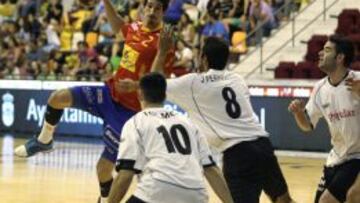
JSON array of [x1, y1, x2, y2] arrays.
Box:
[[14, 0, 173, 202]]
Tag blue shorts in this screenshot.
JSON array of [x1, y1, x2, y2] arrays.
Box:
[[70, 85, 137, 163]]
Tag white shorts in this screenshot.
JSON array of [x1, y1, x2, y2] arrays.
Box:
[[134, 178, 208, 203]]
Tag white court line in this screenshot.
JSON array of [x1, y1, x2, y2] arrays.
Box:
[[0, 80, 103, 90], [275, 150, 328, 159]]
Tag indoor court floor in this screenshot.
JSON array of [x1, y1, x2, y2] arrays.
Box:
[[0, 134, 325, 203]]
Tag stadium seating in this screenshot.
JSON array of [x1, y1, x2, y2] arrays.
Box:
[[293, 61, 313, 79], [347, 33, 360, 62], [335, 9, 360, 36], [310, 66, 326, 78], [304, 35, 328, 62], [351, 61, 360, 71], [274, 9, 360, 79], [274, 61, 296, 78]]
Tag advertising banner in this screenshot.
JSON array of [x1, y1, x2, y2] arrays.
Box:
[[0, 81, 331, 151]]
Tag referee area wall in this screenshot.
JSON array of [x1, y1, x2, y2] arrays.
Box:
[[0, 80, 331, 152]]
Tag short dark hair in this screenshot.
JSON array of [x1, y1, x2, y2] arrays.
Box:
[[202, 37, 229, 70], [139, 72, 166, 103], [329, 35, 355, 67], [144, 0, 170, 11]]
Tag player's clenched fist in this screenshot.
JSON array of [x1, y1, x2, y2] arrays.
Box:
[[288, 99, 305, 113]]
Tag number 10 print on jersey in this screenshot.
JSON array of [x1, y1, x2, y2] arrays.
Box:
[[157, 124, 191, 155]]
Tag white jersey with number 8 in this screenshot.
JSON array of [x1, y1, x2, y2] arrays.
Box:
[[166, 69, 269, 152]]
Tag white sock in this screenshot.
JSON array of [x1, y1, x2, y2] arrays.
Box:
[[100, 197, 108, 203], [37, 121, 55, 144]]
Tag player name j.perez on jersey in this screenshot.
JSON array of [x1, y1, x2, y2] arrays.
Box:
[[201, 75, 227, 83]]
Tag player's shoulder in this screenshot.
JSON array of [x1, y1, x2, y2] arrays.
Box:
[[135, 109, 155, 120], [129, 109, 154, 123], [225, 70, 244, 78], [169, 72, 199, 85], [127, 109, 160, 130], [310, 77, 328, 97], [122, 114, 137, 131], [220, 70, 247, 87], [227, 70, 246, 83], [203, 69, 244, 80], [313, 76, 327, 88], [181, 72, 200, 80]]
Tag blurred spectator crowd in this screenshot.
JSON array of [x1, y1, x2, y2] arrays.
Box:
[[0, 0, 311, 81]]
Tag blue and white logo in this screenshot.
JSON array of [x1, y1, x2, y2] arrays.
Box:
[[2, 92, 14, 127]]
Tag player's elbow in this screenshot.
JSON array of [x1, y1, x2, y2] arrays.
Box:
[[300, 122, 314, 133], [295, 119, 314, 133], [300, 126, 313, 133]]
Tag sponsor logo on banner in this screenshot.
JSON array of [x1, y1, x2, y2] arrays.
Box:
[[1, 92, 15, 127], [249, 86, 312, 97], [26, 98, 103, 126]]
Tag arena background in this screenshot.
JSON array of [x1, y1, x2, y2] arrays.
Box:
[[0, 80, 331, 151], [1, 0, 359, 202]]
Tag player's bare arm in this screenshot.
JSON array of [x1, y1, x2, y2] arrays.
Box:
[[151, 24, 175, 74], [108, 170, 134, 203], [345, 78, 360, 97], [103, 0, 125, 34], [115, 78, 139, 93], [204, 166, 234, 203], [288, 99, 313, 132]]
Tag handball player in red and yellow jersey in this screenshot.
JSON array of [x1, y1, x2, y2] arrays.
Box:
[[107, 12, 174, 111], [14, 0, 172, 202]]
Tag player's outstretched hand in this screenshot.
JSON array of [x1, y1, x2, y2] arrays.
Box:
[[288, 99, 305, 114], [158, 24, 175, 54], [345, 78, 360, 97], [115, 78, 139, 93]]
